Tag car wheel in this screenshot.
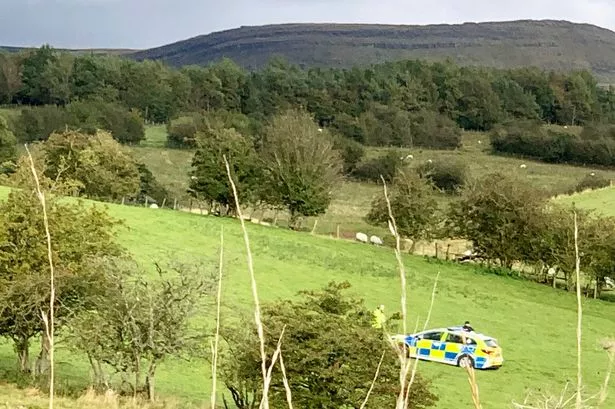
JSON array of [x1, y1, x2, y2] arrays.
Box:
[[457, 355, 475, 369]]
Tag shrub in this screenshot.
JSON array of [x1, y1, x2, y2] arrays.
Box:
[[573, 173, 611, 193], [67, 101, 145, 144], [14, 105, 71, 143], [331, 134, 365, 175], [410, 110, 463, 149], [14, 103, 145, 144], [167, 115, 199, 148], [352, 150, 402, 183], [0, 117, 17, 173], [221, 281, 438, 409], [491, 120, 615, 167], [416, 160, 467, 193]]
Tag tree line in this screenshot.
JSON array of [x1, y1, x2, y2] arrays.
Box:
[[367, 168, 615, 297], [2, 45, 615, 148]]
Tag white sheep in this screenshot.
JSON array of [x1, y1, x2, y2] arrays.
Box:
[[427, 159, 433, 164], [590, 172, 596, 176], [370, 235, 383, 245], [478, 140, 482, 144], [406, 154, 414, 160], [520, 164, 527, 169], [355, 232, 368, 243], [149, 203, 159, 209]]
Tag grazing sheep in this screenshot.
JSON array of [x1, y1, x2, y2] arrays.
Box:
[[355, 232, 369, 243], [318, 128, 323, 132], [478, 140, 482, 144], [520, 164, 527, 169], [406, 154, 414, 160], [149, 203, 159, 209], [370, 235, 383, 245], [427, 159, 433, 164], [590, 172, 596, 176]]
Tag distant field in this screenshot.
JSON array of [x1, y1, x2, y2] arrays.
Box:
[[0, 185, 613, 409], [131, 126, 615, 240], [555, 186, 615, 216]]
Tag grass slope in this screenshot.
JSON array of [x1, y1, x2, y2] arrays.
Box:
[[130, 20, 615, 82], [0, 186, 613, 409], [556, 186, 615, 217]]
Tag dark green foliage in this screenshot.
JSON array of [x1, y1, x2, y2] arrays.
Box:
[[14, 102, 144, 144], [189, 127, 261, 211], [221, 281, 438, 409], [416, 160, 467, 193], [15, 105, 71, 143], [260, 110, 342, 228], [67, 101, 145, 144], [136, 162, 170, 205], [409, 110, 462, 149], [0, 117, 16, 173], [448, 172, 547, 269], [352, 150, 401, 183], [367, 170, 440, 246], [573, 173, 611, 193], [167, 115, 199, 148], [331, 134, 365, 175], [4, 44, 615, 142], [491, 121, 615, 166]]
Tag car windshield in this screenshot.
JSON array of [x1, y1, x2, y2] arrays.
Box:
[[484, 339, 498, 348]]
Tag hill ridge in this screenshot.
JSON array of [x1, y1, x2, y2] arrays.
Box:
[[128, 19, 615, 82]]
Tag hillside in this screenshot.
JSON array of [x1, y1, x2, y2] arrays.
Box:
[[0, 184, 614, 408], [130, 19, 615, 81], [0, 45, 137, 56]]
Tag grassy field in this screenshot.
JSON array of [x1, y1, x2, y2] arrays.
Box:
[[0, 185, 614, 409], [130, 125, 615, 241], [555, 185, 615, 216]]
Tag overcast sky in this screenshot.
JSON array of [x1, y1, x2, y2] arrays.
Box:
[[2, 0, 615, 49]]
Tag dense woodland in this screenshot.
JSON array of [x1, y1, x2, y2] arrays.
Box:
[[2, 46, 615, 136]]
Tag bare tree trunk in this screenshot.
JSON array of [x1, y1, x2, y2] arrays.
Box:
[[145, 362, 157, 401], [14, 337, 30, 373], [34, 333, 50, 377]]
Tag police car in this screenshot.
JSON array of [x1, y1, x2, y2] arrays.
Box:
[[392, 326, 503, 369]]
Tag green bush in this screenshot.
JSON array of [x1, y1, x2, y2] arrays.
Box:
[[573, 173, 611, 193], [410, 110, 463, 149], [15, 105, 71, 143], [416, 160, 467, 193], [67, 101, 145, 144], [167, 115, 199, 148], [491, 120, 615, 167], [14, 103, 145, 144], [351, 150, 401, 183], [331, 134, 365, 175]]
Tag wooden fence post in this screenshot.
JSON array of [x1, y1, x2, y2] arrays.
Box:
[[121, 197, 125, 206], [173, 198, 177, 210], [435, 243, 439, 259], [336, 224, 340, 239], [161, 198, 167, 208], [311, 219, 318, 234], [446, 244, 451, 261], [145, 197, 148, 207]]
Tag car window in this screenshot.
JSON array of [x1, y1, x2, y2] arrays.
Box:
[[484, 339, 498, 347], [445, 333, 465, 344], [422, 332, 443, 341]]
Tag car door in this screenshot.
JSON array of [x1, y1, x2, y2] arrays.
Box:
[[414, 331, 444, 361], [442, 332, 465, 364]]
